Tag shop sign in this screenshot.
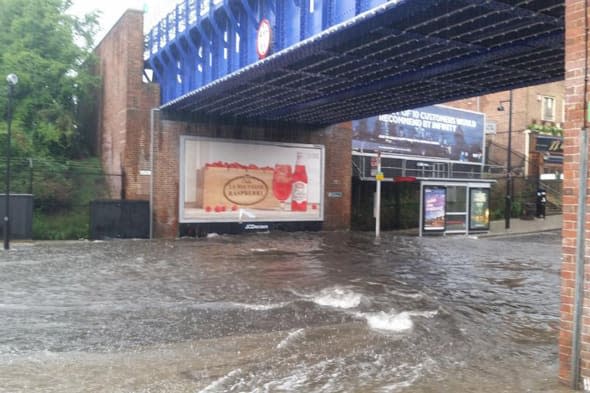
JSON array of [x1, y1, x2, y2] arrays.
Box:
[[535, 135, 563, 153]]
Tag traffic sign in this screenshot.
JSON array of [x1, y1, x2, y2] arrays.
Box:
[[375, 172, 384, 181]]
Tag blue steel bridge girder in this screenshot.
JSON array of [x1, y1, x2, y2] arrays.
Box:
[[222, 0, 244, 36], [146, 0, 376, 104], [240, 0, 260, 26], [145, 0, 564, 125]]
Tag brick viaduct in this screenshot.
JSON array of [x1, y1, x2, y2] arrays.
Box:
[[93, 3, 590, 389]]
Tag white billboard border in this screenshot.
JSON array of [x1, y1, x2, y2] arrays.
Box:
[[178, 135, 326, 224]]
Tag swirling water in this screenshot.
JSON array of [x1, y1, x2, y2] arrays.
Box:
[[0, 231, 571, 392]]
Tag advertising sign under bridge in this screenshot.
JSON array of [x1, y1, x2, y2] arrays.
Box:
[[352, 105, 485, 164]]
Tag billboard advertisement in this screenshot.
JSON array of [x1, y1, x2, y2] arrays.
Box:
[[352, 105, 485, 163], [469, 188, 490, 231], [180, 137, 324, 223], [423, 186, 446, 231]]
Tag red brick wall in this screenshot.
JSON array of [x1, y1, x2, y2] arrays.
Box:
[[560, 0, 589, 386], [152, 116, 352, 238], [94, 10, 160, 200]]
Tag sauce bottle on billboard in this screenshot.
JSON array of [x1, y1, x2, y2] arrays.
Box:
[[291, 152, 308, 212]]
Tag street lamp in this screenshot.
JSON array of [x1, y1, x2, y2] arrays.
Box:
[[498, 90, 513, 229], [4, 73, 18, 250]]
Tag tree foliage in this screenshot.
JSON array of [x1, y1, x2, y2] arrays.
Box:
[[0, 0, 100, 159]]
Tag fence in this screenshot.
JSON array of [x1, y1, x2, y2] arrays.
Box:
[[0, 156, 123, 240]]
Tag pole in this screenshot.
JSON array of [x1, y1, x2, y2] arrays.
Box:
[[505, 89, 513, 229], [375, 151, 381, 238], [149, 108, 157, 240], [4, 84, 13, 250], [571, 1, 589, 387], [572, 128, 589, 389], [28, 158, 33, 195]]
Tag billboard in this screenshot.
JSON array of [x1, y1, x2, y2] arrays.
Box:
[[423, 186, 446, 231], [469, 188, 490, 231], [352, 105, 485, 163], [180, 137, 324, 223]]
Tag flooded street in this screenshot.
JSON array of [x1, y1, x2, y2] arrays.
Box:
[[0, 231, 572, 392]]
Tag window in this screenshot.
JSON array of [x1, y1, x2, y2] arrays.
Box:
[[542, 96, 555, 122]]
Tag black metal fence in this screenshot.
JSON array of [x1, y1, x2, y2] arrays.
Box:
[[0, 157, 123, 240]]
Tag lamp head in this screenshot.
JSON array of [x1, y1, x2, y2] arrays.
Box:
[[6, 73, 18, 86], [497, 104, 505, 112]]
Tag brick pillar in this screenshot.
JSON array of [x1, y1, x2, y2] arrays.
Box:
[[560, 0, 590, 386], [94, 10, 160, 200], [152, 117, 183, 238], [312, 123, 352, 230]]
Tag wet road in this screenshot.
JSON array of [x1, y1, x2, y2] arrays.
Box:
[[0, 231, 572, 392]]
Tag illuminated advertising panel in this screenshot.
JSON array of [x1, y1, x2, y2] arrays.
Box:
[[423, 186, 446, 231], [352, 105, 485, 163], [469, 188, 490, 230], [179, 137, 324, 223]]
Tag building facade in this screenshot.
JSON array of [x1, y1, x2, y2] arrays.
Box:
[[447, 82, 565, 180]]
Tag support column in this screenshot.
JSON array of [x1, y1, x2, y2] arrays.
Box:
[[560, 0, 590, 388]]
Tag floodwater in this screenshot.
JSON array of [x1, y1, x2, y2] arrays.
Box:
[[0, 230, 573, 392]]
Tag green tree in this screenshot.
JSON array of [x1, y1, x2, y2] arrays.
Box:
[[0, 0, 100, 159]]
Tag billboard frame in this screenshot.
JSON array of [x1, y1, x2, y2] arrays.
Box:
[[178, 136, 325, 224]]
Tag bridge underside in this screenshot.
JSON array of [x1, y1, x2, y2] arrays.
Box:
[[159, 0, 563, 126]]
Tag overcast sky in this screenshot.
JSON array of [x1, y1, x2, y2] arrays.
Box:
[[69, 0, 179, 43]]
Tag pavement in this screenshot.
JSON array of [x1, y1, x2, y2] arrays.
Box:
[[485, 214, 562, 237], [388, 214, 563, 237]]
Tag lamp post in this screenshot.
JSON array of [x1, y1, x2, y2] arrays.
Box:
[[498, 90, 513, 229], [4, 73, 18, 250]]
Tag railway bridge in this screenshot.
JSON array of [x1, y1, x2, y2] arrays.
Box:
[[93, 1, 590, 389]]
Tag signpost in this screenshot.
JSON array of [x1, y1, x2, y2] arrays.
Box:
[[375, 152, 381, 238]]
